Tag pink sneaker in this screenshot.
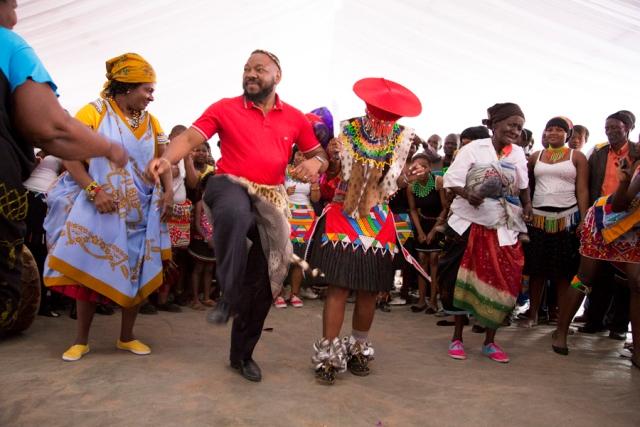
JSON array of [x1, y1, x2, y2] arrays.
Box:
[[274, 296, 287, 308], [289, 295, 304, 308], [482, 342, 510, 363], [448, 339, 467, 360]]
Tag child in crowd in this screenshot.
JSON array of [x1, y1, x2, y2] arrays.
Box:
[[187, 171, 216, 310]]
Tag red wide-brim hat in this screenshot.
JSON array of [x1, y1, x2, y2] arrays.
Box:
[[353, 77, 422, 118]]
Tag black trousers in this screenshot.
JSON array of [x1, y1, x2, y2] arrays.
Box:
[[437, 226, 470, 314], [24, 191, 49, 312], [585, 264, 630, 333], [204, 176, 272, 363]]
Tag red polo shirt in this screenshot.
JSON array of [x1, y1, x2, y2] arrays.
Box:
[[192, 95, 319, 185]]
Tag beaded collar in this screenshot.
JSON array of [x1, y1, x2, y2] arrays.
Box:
[[411, 174, 435, 198], [343, 117, 401, 169]]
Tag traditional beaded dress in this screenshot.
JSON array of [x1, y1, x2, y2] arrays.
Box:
[[306, 115, 425, 292]]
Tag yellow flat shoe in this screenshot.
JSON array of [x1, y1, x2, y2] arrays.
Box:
[[116, 339, 151, 355], [62, 344, 90, 361]]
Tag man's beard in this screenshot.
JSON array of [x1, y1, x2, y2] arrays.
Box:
[[243, 78, 276, 103]]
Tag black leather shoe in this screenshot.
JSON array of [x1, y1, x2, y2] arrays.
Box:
[[207, 301, 231, 325], [609, 331, 627, 341], [577, 324, 606, 334], [231, 359, 262, 382], [552, 344, 569, 356]]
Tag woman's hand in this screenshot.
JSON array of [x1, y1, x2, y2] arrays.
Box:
[[327, 138, 342, 160], [426, 229, 437, 244], [159, 190, 174, 222], [94, 190, 117, 214], [465, 189, 484, 207], [417, 231, 428, 244]]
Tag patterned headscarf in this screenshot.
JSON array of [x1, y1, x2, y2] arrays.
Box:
[[101, 53, 156, 98]]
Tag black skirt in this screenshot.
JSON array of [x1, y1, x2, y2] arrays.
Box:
[[188, 239, 215, 263], [307, 217, 394, 292], [414, 218, 442, 252], [523, 226, 579, 279]]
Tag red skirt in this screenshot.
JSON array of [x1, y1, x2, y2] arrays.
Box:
[[51, 285, 113, 305]]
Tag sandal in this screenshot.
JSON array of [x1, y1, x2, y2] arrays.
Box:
[[190, 301, 206, 311], [424, 305, 438, 315], [201, 299, 216, 307]]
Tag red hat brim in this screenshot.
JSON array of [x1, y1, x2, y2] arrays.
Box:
[[353, 78, 422, 118]]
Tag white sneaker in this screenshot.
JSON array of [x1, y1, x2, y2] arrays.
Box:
[[299, 287, 319, 300], [388, 296, 407, 306]]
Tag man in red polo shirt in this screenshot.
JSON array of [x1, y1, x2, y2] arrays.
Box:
[[147, 49, 328, 382]]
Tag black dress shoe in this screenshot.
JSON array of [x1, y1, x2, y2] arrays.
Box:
[[207, 301, 231, 324], [577, 324, 606, 334], [231, 359, 262, 382], [552, 344, 569, 356], [609, 331, 627, 341]]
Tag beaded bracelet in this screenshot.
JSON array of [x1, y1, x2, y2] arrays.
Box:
[[85, 181, 102, 202]]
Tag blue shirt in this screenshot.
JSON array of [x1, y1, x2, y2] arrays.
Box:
[[0, 27, 57, 94], [0, 27, 57, 182]]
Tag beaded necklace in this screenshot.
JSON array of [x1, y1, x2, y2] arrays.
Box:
[[343, 117, 401, 169], [108, 97, 146, 130], [126, 110, 145, 130], [411, 174, 435, 198], [546, 146, 568, 163]]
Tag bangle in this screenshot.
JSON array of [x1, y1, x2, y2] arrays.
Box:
[[314, 155, 328, 165], [85, 181, 101, 202]]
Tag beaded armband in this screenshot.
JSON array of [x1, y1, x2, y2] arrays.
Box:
[[85, 181, 102, 202], [570, 276, 591, 295]]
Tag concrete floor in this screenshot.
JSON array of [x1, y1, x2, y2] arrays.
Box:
[[1, 300, 639, 427]]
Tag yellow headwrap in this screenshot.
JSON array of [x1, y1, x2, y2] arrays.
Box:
[[101, 53, 156, 98]]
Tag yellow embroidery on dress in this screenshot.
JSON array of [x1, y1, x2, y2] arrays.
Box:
[[0, 183, 28, 221], [130, 256, 142, 283], [103, 168, 143, 223], [65, 222, 129, 277]]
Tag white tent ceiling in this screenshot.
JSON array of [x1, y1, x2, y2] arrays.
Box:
[[13, 0, 640, 153]]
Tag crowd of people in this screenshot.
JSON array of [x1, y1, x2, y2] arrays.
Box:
[[1, 0, 638, 387]]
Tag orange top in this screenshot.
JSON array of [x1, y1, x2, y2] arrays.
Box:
[[601, 142, 630, 196]]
